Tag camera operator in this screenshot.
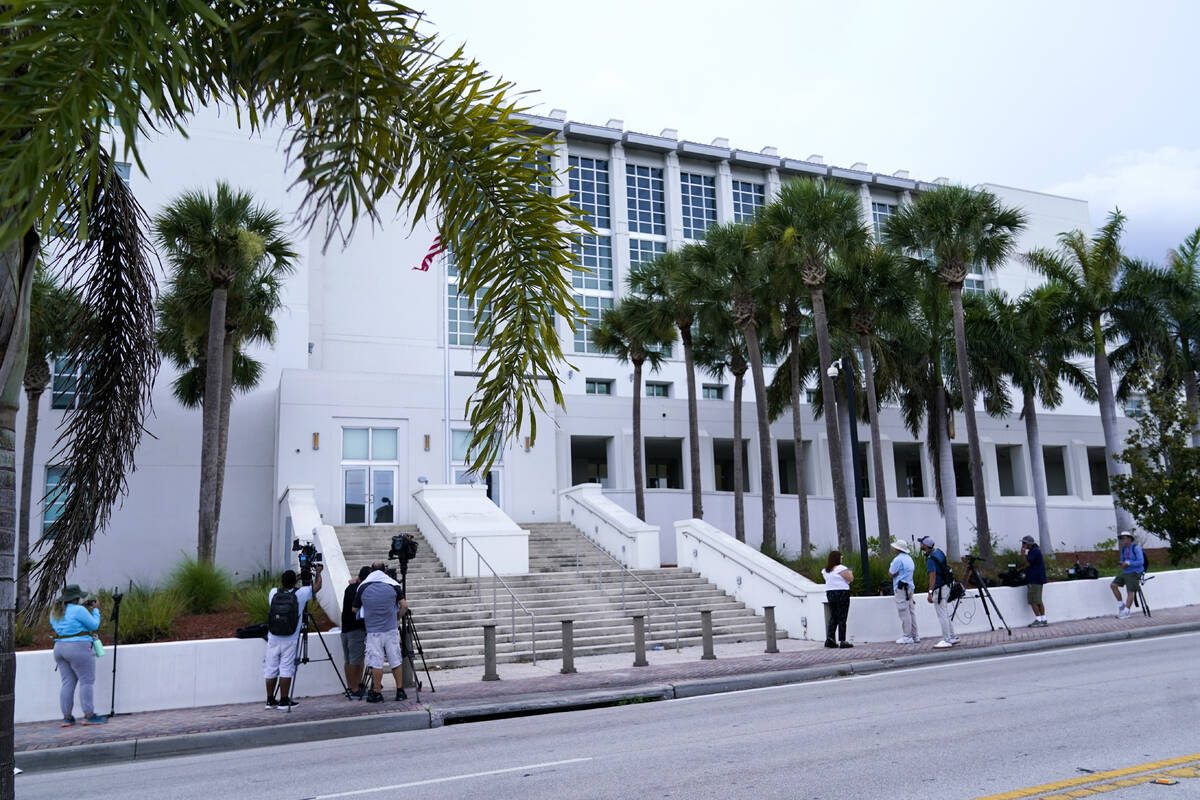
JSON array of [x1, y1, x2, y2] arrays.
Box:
[[1110, 531, 1146, 619], [263, 565, 322, 710], [888, 541, 919, 644], [341, 566, 371, 699], [354, 566, 408, 703], [920, 536, 958, 648], [1021, 536, 1048, 627]]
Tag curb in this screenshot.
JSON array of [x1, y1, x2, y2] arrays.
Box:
[[17, 620, 1200, 772]]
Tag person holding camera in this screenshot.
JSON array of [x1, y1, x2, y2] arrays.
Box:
[[1021, 535, 1048, 627], [888, 541, 919, 644], [920, 537, 959, 649], [264, 565, 322, 709], [341, 566, 371, 698], [354, 567, 408, 702], [1109, 531, 1146, 619], [821, 551, 854, 649], [50, 584, 107, 726]]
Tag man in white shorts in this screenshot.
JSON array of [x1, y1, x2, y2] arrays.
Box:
[[263, 565, 322, 709], [354, 568, 407, 703]]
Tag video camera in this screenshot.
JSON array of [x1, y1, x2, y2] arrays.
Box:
[[999, 563, 1027, 587], [1067, 560, 1099, 580], [292, 538, 323, 586], [389, 534, 418, 563]]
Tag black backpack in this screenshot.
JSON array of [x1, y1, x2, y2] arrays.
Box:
[[930, 551, 965, 601], [268, 588, 299, 636]]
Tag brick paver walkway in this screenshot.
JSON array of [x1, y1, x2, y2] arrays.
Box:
[[18, 604, 1199, 754]]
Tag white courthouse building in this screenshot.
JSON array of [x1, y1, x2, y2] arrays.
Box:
[[21, 107, 1132, 588]]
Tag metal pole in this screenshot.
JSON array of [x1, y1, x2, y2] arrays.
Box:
[[764, 605, 779, 654], [560, 620, 577, 674], [632, 615, 648, 667], [843, 359, 873, 596], [700, 609, 716, 660], [482, 624, 499, 681]]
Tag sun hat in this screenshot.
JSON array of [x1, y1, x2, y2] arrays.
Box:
[[890, 540, 909, 552], [1021, 535, 1036, 546], [56, 584, 85, 604]]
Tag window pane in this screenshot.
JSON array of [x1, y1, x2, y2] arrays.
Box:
[[568, 155, 611, 229], [343, 428, 369, 460], [43, 465, 68, 535], [372, 428, 398, 461], [452, 430, 473, 462]]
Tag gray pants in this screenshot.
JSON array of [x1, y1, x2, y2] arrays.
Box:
[[933, 588, 956, 641], [53, 640, 95, 717], [894, 585, 918, 639]]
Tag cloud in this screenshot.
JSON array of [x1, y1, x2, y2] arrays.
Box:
[[1045, 147, 1200, 261]]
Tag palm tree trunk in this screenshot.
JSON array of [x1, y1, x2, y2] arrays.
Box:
[[17, 380, 46, 611], [1023, 390, 1052, 554], [948, 285, 992, 562], [212, 336, 236, 530], [733, 369, 746, 543], [934, 386, 961, 560], [1182, 337, 1199, 448], [742, 322, 776, 553], [788, 332, 811, 555], [836, 375, 859, 551], [1092, 319, 1134, 532], [810, 288, 852, 552], [681, 325, 703, 519], [632, 358, 646, 522], [0, 224, 37, 795], [197, 287, 229, 564], [859, 335, 891, 554]]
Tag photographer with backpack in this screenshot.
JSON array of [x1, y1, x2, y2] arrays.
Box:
[[1110, 531, 1147, 619], [263, 565, 323, 710], [919, 536, 960, 649]]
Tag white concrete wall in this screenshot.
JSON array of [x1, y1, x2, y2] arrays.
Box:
[[412, 485, 529, 577], [15, 636, 348, 723], [559, 483, 660, 568]]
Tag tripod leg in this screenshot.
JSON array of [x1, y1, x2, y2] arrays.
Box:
[[404, 611, 436, 693], [307, 612, 353, 699], [979, 585, 1012, 635]]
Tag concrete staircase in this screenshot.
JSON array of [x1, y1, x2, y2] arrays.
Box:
[[332, 521, 783, 670]]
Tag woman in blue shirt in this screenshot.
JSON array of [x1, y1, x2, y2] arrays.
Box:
[[49, 584, 106, 726]]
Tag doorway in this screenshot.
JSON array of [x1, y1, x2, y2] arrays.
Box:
[[341, 426, 405, 525]]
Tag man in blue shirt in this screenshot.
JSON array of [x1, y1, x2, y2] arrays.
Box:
[[920, 536, 958, 648], [1109, 531, 1146, 619], [1021, 535, 1048, 627], [888, 540, 919, 644]]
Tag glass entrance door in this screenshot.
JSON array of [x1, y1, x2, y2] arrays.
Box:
[[343, 467, 396, 525]]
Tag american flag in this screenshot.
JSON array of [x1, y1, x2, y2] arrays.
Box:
[[414, 235, 446, 271]]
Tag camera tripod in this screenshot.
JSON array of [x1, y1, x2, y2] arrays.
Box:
[[951, 558, 1012, 636], [287, 609, 354, 713], [1133, 574, 1154, 618]]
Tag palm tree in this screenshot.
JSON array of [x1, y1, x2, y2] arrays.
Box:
[[1, 6, 583, 782], [153, 183, 296, 564], [156, 233, 293, 542], [630, 250, 705, 519], [687, 222, 779, 552], [966, 286, 1095, 553], [884, 185, 1027, 562], [755, 179, 868, 554], [828, 242, 913, 554], [1111, 226, 1200, 447], [1024, 211, 1135, 533], [593, 297, 676, 521], [16, 269, 83, 610], [886, 272, 964, 558], [693, 309, 750, 542]]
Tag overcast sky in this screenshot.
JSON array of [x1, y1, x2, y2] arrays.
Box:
[[424, 0, 1199, 262]]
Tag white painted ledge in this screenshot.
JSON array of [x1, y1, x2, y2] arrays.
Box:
[[560, 484, 661, 569], [413, 485, 529, 577]]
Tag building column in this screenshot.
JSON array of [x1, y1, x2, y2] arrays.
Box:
[[609, 141, 631, 298], [815, 433, 834, 496], [665, 151, 684, 249], [981, 438, 1000, 500], [1068, 439, 1092, 500], [552, 132, 573, 347], [879, 436, 897, 502], [858, 184, 874, 231], [766, 166, 782, 202], [697, 428, 714, 492], [716, 159, 734, 224], [919, 440, 935, 501]]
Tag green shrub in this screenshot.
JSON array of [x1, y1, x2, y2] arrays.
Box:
[[14, 620, 37, 648], [235, 570, 277, 623], [167, 556, 235, 614], [119, 585, 186, 643]]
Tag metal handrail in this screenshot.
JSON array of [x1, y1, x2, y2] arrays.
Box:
[[678, 529, 810, 599], [574, 532, 680, 652], [459, 537, 537, 665]]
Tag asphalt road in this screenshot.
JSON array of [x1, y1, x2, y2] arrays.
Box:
[[17, 633, 1200, 800]]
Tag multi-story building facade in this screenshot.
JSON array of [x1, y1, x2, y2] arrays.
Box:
[[19, 107, 1130, 588]]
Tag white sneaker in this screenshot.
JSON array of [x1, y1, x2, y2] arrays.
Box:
[[948, 635, 960, 643], [933, 639, 954, 648], [895, 636, 915, 644], [1118, 607, 1131, 619]]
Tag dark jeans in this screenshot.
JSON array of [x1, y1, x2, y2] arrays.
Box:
[[826, 590, 851, 643]]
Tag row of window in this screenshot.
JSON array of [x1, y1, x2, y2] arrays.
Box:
[[585, 378, 726, 400]]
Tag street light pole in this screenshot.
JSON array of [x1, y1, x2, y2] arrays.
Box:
[[831, 357, 873, 595]]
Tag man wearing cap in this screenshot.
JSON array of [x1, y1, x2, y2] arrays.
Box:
[[919, 536, 958, 648], [888, 540, 919, 644], [1021, 535, 1048, 627], [1109, 531, 1145, 619]]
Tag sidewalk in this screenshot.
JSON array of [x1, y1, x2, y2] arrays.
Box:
[[17, 604, 1200, 770]]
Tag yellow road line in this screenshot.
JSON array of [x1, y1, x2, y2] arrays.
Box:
[[973, 752, 1200, 799]]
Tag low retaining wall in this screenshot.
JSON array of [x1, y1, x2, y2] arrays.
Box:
[[560, 484, 660, 569], [16, 636, 347, 724], [675, 517, 1200, 642]]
